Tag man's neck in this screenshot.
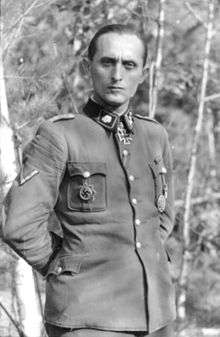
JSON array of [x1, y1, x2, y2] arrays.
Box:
[[91, 94, 129, 117]]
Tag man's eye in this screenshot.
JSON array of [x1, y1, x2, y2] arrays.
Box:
[[101, 59, 113, 66], [124, 62, 136, 69]]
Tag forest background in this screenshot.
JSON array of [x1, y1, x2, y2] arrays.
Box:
[[0, 0, 220, 336]]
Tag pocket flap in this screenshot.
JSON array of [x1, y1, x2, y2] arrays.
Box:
[[47, 255, 81, 276], [68, 162, 106, 177], [149, 157, 166, 177]]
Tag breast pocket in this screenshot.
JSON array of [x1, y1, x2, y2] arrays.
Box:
[[148, 156, 168, 213], [67, 162, 107, 212]]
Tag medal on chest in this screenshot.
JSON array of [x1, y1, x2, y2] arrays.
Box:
[[116, 121, 133, 145], [79, 182, 96, 201], [157, 167, 168, 213], [79, 171, 96, 202], [157, 194, 166, 213]]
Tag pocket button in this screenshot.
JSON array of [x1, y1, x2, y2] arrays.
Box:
[[83, 171, 90, 178], [56, 266, 62, 274]]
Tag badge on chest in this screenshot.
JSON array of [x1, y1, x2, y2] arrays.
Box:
[[67, 163, 107, 212], [149, 159, 168, 213]]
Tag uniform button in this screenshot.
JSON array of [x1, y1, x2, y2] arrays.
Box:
[[136, 242, 142, 249], [83, 171, 90, 178], [122, 149, 128, 156], [56, 266, 62, 274], [132, 198, 137, 205], [129, 175, 135, 182], [135, 219, 141, 226]]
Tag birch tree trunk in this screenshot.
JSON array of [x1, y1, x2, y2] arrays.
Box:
[[0, 22, 42, 337], [206, 107, 216, 181], [15, 260, 42, 337], [149, 0, 166, 118], [177, 0, 215, 324]]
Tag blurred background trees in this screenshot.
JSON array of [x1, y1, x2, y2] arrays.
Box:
[[0, 0, 220, 336]]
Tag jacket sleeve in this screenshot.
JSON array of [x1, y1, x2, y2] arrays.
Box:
[[159, 128, 175, 243], [1, 121, 68, 275]]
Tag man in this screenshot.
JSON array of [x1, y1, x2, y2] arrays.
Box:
[[2, 24, 175, 337]]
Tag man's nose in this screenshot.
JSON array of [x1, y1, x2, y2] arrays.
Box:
[[111, 63, 122, 82]]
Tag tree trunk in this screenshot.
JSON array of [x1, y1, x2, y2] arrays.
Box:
[[206, 107, 216, 181], [177, 0, 215, 324], [0, 26, 42, 337], [149, 0, 166, 118], [15, 259, 43, 337]]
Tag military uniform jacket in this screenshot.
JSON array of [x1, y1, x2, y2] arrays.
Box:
[[2, 99, 175, 333]]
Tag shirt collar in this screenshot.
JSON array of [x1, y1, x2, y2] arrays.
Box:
[[83, 98, 134, 133]]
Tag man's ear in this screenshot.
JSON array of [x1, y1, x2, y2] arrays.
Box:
[[139, 65, 149, 84], [79, 57, 91, 76]]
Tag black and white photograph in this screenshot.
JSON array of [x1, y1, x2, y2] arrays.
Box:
[[0, 1, 220, 336]]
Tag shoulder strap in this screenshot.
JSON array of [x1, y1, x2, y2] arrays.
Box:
[[49, 113, 75, 123], [134, 114, 160, 125]]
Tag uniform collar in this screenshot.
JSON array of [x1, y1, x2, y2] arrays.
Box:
[[83, 98, 134, 133]]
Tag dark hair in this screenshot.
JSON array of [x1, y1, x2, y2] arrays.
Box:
[[88, 24, 148, 66]]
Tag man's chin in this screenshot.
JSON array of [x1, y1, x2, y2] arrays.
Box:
[[102, 95, 127, 107]]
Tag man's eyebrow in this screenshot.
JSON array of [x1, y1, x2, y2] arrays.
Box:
[[122, 59, 137, 65], [100, 56, 117, 62], [100, 56, 138, 64]]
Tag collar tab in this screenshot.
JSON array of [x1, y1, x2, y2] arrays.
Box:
[[83, 98, 133, 133], [98, 111, 118, 131], [122, 111, 133, 133]]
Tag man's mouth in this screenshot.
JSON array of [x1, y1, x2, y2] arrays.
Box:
[[108, 86, 124, 90]]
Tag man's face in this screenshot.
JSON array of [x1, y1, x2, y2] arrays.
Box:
[[88, 33, 146, 110]]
